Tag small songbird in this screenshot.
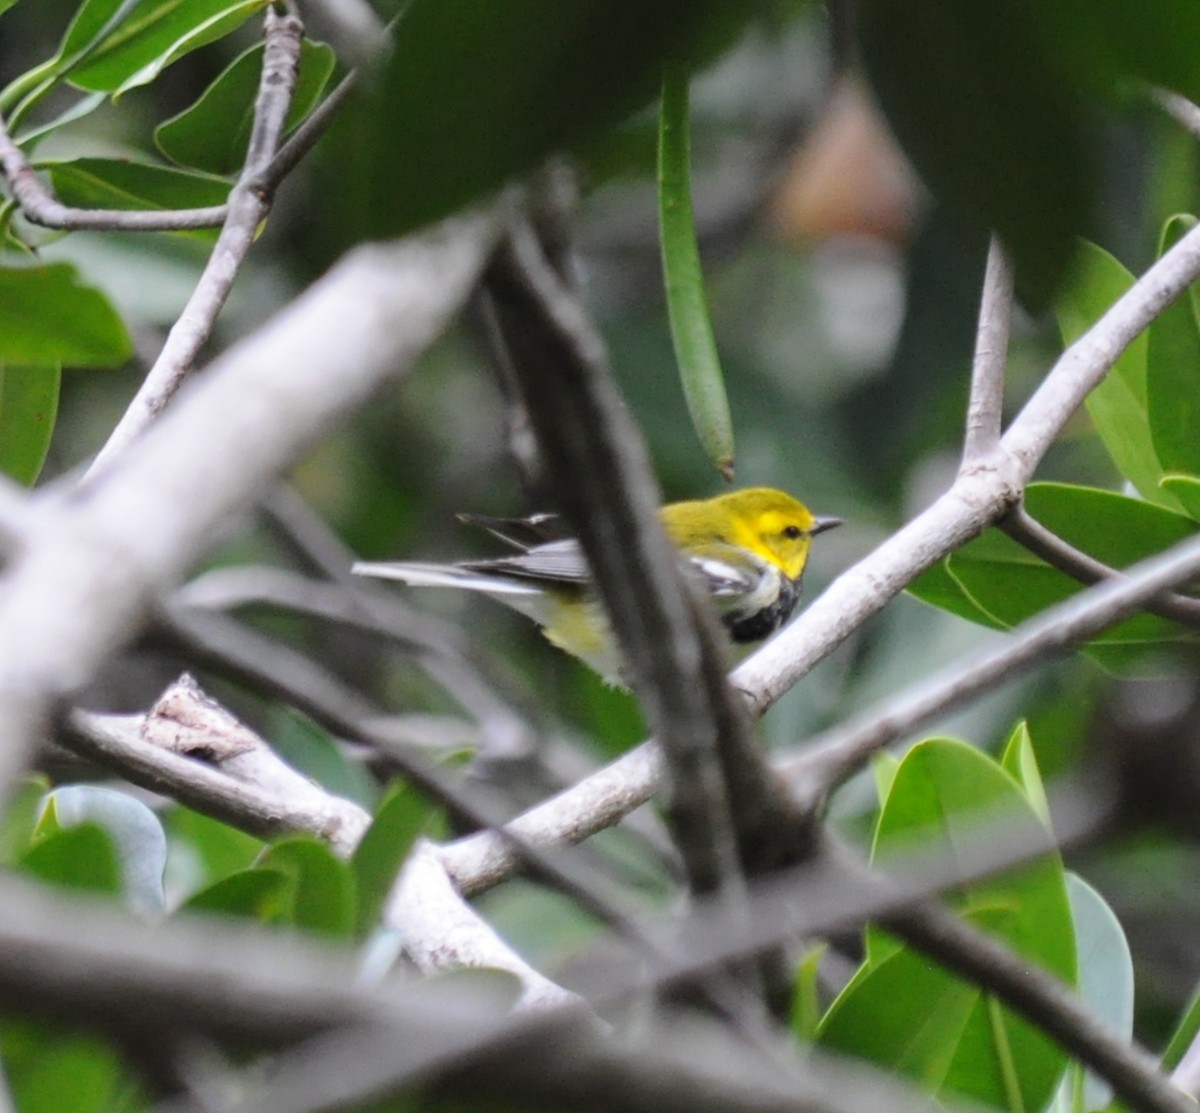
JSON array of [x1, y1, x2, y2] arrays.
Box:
[[353, 487, 840, 684]]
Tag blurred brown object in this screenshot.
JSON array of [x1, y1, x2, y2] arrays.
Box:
[[770, 76, 919, 246]]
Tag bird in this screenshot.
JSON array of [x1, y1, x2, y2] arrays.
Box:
[[353, 487, 840, 684]]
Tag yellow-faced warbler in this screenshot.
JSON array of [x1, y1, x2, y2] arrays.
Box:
[[353, 487, 840, 684]]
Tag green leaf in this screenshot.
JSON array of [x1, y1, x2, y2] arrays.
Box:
[[0, 775, 50, 865], [7, 1034, 122, 1113], [1000, 720, 1050, 825], [1147, 215, 1200, 479], [260, 837, 356, 938], [351, 783, 432, 934], [907, 557, 1007, 630], [1054, 874, 1132, 1112], [657, 66, 734, 480], [1162, 474, 1200, 522], [156, 39, 336, 175], [267, 707, 377, 807], [789, 943, 826, 1043], [821, 738, 1075, 1112], [1057, 240, 1176, 508], [910, 483, 1200, 663], [20, 822, 122, 895], [46, 785, 167, 916], [181, 866, 291, 920], [351, 0, 758, 238], [1161, 984, 1200, 1076], [857, 0, 1088, 304], [166, 805, 264, 891], [872, 751, 902, 809], [67, 0, 270, 96], [47, 155, 230, 213], [0, 262, 131, 366], [0, 364, 60, 485]]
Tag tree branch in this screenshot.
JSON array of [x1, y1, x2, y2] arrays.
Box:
[[961, 236, 1013, 470], [84, 10, 306, 481], [0, 202, 506, 798]]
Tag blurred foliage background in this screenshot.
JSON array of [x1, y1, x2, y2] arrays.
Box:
[[4, 0, 1200, 1056]]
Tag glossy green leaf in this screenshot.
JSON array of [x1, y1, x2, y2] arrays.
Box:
[[1057, 241, 1175, 507], [1000, 721, 1050, 825], [0, 262, 132, 366], [858, 1, 1088, 304], [351, 782, 432, 934], [20, 822, 122, 895], [1052, 874, 1132, 1112], [1162, 474, 1200, 522], [1147, 215, 1200, 479], [658, 66, 734, 480], [46, 785, 167, 916], [821, 738, 1074, 1112], [181, 866, 291, 920], [0, 0, 26, 20], [0, 364, 60, 485], [260, 837, 356, 938], [352, 0, 757, 238], [47, 156, 230, 213], [155, 39, 336, 175], [907, 557, 1006, 630], [909, 483, 1199, 660], [67, 0, 270, 95]]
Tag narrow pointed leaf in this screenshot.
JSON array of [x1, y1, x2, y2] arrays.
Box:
[[658, 66, 734, 479]]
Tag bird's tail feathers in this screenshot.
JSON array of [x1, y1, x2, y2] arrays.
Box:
[[351, 561, 542, 596]]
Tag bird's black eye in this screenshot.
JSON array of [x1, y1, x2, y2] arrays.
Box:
[[783, 525, 803, 540]]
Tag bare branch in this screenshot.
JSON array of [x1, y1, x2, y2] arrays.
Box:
[[960, 236, 1013, 470], [69, 688, 369, 853], [84, 10, 306, 481], [0, 109, 227, 229]]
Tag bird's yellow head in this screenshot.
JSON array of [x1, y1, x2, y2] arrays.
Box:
[[661, 487, 841, 582]]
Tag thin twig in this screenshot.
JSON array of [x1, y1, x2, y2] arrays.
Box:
[[0, 109, 227, 229], [961, 236, 1013, 471], [1000, 503, 1200, 628], [84, 11, 305, 482]]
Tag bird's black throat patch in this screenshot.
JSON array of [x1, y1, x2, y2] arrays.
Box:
[[725, 577, 800, 644]]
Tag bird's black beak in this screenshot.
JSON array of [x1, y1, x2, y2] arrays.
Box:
[[810, 516, 843, 536]]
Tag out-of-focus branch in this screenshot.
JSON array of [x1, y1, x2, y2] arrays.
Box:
[[0, 203, 506, 798], [85, 10, 305, 481], [488, 212, 808, 902]]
